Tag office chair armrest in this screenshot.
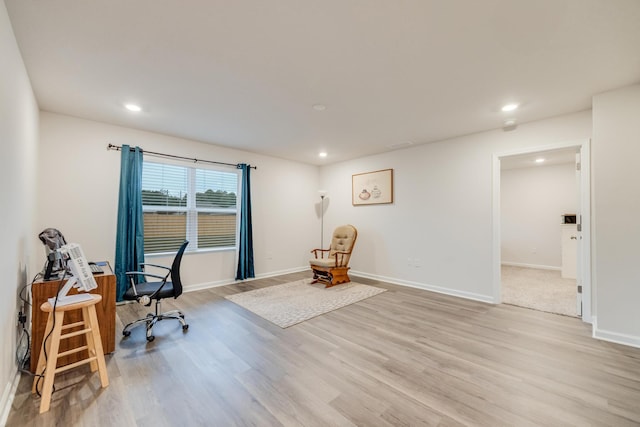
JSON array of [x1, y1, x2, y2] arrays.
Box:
[[147, 280, 172, 300], [125, 271, 170, 301], [125, 271, 166, 281], [139, 263, 171, 271]]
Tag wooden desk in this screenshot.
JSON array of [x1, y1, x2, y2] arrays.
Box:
[[30, 266, 116, 373]]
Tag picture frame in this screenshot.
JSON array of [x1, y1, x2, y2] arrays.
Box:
[[352, 168, 393, 205]]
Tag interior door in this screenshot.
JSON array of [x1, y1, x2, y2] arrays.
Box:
[[575, 151, 583, 317]]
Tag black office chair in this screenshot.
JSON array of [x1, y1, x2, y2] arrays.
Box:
[[122, 241, 189, 342]]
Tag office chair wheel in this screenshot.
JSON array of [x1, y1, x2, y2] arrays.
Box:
[[146, 335, 155, 342], [123, 330, 131, 337]]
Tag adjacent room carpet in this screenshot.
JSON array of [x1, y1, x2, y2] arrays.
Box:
[[225, 278, 387, 328], [502, 265, 577, 317]]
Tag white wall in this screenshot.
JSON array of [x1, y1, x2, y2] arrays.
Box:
[[37, 112, 320, 290], [320, 111, 591, 303], [501, 163, 577, 269], [0, 2, 39, 422], [592, 84, 640, 346]]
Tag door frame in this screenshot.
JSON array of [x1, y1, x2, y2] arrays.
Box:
[[492, 138, 592, 323]]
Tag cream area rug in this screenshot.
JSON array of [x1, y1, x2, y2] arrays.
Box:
[[225, 278, 387, 328], [502, 265, 577, 317]]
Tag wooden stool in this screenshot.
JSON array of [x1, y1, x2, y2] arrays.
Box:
[[32, 294, 109, 413]]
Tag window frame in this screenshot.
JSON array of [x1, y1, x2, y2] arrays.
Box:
[[141, 159, 241, 256]]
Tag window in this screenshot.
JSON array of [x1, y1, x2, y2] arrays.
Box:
[[141, 161, 239, 254]]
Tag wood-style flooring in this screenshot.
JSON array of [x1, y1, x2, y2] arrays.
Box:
[[7, 272, 640, 426]]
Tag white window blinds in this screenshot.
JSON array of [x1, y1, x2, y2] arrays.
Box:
[[142, 161, 238, 254]]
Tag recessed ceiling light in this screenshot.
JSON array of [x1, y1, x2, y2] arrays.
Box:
[[503, 119, 517, 127], [501, 103, 519, 112], [124, 103, 142, 112], [535, 158, 545, 163], [319, 152, 328, 158], [312, 104, 326, 111]]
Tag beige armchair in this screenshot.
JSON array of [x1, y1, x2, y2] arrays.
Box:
[[309, 224, 358, 287]]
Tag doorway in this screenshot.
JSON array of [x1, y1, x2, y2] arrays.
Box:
[[492, 140, 592, 322]]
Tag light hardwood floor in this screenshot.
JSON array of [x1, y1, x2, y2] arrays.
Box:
[[7, 272, 640, 426]]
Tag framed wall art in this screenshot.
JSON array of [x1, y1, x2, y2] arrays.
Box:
[[352, 168, 393, 205]]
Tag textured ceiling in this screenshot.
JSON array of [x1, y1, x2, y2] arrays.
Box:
[[5, 0, 640, 165]]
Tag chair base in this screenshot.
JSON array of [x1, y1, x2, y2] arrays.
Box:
[[310, 266, 351, 287], [122, 300, 188, 342]]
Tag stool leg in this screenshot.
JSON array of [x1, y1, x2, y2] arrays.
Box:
[[32, 313, 54, 394], [86, 305, 109, 388], [82, 306, 98, 373], [39, 311, 65, 413]]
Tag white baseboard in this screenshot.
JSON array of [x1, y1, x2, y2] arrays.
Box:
[[591, 316, 640, 349], [183, 277, 238, 292], [501, 261, 561, 271], [183, 266, 309, 293], [182, 267, 496, 305], [0, 368, 20, 427], [350, 270, 495, 304]]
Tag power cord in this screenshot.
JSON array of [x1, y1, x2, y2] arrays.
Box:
[[15, 271, 42, 374], [16, 325, 30, 372], [17, 273, 36, 311], [33, 269, 67, 397]]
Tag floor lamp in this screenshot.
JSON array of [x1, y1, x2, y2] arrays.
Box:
[[319, 190, 327, 249]]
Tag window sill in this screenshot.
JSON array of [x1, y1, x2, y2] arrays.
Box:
[[145, 246, 236, 258]]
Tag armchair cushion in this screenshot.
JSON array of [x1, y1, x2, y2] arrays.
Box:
[[309, 257, 339, 268]]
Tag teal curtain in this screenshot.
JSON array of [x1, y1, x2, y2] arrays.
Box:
[[114, 145, 145, 301], [235, 164, 255, 280]]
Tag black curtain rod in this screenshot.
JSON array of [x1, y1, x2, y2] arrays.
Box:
[[107, 143, 256, 169]]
